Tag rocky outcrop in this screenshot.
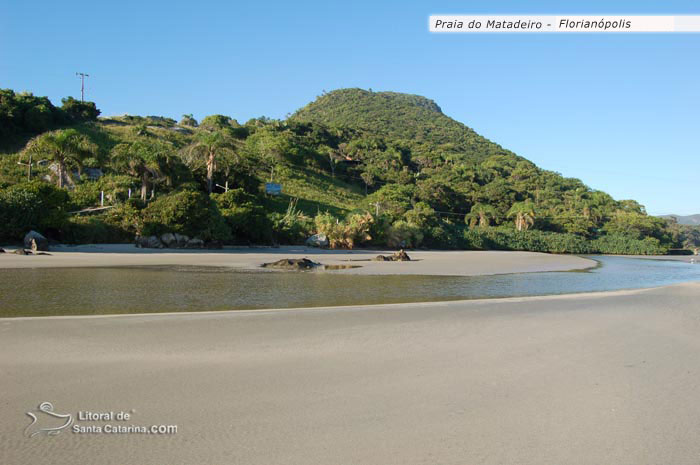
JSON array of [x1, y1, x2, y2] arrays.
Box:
[[14, 248, 30, 255], [132, 233, 244, 250], [174, 233, 189, 248], [185, 238, 204, 249], [24, 231, 49, 252], [261, 258, 320, 270], [160, 233, 177, 248], [134, 234, 212, 249], [0, 248, 5, 253], [305, 234, 329, 248], [372, 249, 411, 262]]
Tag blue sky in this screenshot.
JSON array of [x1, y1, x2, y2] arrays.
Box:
[[1, 1, 698, 215]]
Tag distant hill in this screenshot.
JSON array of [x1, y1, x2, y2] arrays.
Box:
[[660, 214, 700, 226]]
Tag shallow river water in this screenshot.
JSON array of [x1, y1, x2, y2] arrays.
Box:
[[0, 256, 699, 317]]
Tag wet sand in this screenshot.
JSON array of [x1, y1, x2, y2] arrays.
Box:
[[0, 244, 597, 276], [2, 282, 700, 465]]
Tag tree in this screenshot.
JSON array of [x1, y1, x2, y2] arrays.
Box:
[[182, 130, 238, 194], [466, 203, 497, 228], [360, 171, 375, 195], [507, 200, 536, 231], [111, 139, 171, 201], [60, 96, 100, 122], [179, 114, 198, 127], [23, 129, 98, 188]]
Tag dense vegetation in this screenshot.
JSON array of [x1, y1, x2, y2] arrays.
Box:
[[1, 87, 696, 254], [1, 89, 100, 146]]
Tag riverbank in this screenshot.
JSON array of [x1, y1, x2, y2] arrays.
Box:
[[0, 244, 597, 276], [3, 282, 700, 464]]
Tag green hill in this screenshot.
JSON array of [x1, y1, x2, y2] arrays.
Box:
[[292, 88, 511, 164], [1, 87, 694, 254]]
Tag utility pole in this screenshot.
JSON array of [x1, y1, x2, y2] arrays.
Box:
[[76, 72, 89, 101]]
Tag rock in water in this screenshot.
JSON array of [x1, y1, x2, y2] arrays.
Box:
[[24, 230, 49, 252], [14, 248, 31, 255], [0, 248, 5, 253], [372, 249, 411, 262], [261, 258, 320, 270], [305, 234, 329, 248]]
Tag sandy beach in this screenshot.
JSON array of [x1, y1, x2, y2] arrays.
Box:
[[1, 279, 700, 464], [0, 244, 597, 276]]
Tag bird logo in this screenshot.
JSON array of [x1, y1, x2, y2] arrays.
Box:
[[25, 402, 73, 437]]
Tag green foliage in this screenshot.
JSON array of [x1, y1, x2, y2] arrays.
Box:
[[200, 114, 234, 130], [466, 203, 498, 228], [366, 184, 415, 221], [0, 181, 70, 241], [0, 87, 681, 253], [110, 138, 175, 200], [182, 129, 241, 194], [386, 220, 424, 248], [313, 211, 373, 249], [592, 234, 668, 255], [268, 199, 313, 244], [180, 114, 198, 127], [604, 211, 668, 241], [292, 88, 508, 163], [60, 97, 101, 122], [23, 129, 99, 188], [462, 228, 594, 254], [62, 204, 141, 244], [212, 189, 271, 244], [142, 190, 231, 241]]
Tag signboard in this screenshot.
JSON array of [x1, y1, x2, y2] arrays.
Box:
[[265, 183, 282, 195]]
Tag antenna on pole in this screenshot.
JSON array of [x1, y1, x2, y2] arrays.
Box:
[[75, 72, 89, 101]]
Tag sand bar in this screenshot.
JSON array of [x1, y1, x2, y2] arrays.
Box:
[[0, 244, 597, 275]]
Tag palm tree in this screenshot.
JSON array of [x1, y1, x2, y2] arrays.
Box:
[[466, 203, 498, 228], [507, 200, 536, 231], [181, 130, 237, 194], [110, 139, 171, 201], [23, 129, 97, 188]]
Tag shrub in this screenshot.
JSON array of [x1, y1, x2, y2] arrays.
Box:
[[423, 223, 464, 249], [314, 212, 373, 249], [462, 228, 593, 254], [142, 190, 231, 241], [60, 97, 100, 122], [69, 182, 102, 210], [0, 181, 70, 241], [212, 189, 271, 244], [387, 220, 424, 248], [592, 234, 668, 255], [268, 199, 313, 245]]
